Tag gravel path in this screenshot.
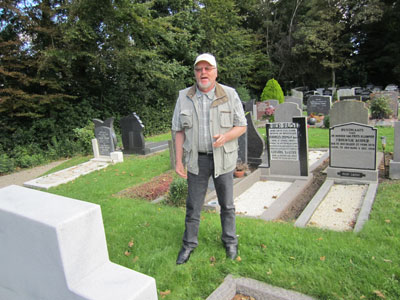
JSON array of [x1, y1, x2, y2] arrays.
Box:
[[0, 160, 68, 188]]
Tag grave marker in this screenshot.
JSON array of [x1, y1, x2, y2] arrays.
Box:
[[307, 95, 331, 116], [389, 121, 400, 179], [120, 112, 168, 155], [246, 113, 264, 167], [93, 118, 117, 156], [0, 185, 158, 300], [266, 117, 308, 176], [329, 100, 369, 127], [284, 96, 302, 110], [327, 122, 378, 182], [274, 102, 302, 122]]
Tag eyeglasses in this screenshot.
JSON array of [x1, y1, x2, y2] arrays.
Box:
[[194, 66, 216, 73]]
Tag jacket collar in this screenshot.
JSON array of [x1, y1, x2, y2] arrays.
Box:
[[186, 82, 228, 107]]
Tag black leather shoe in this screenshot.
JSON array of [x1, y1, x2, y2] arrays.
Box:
[[176, 247, 194, 265], [226, 244, 238, 260]]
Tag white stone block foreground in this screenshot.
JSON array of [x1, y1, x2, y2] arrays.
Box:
[[0, 185, 158, 300]]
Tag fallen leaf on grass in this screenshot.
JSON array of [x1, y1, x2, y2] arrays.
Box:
[[289, 256, 296, 260], [317, 237, 323, 241], [160, 290, 171, 298], [261, 244, 267, 249], [320, 256, 326, 261], [128, 239, 134, 248], [236, 256, 242, 262], [383, 259, 392, 263], [385, 219, 391, 223], [209, 256, 216, 263], [373, 290, 385, 298], [132, 256, 139, 263], [124, 250, 131, 256], [267, 269, 272, 275]]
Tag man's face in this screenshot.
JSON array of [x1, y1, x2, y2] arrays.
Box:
[[194, 61, 218, 93]]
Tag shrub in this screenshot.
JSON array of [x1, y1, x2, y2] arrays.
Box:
[[0, 153, 15, 174], [370, 96, 393, 119], [260, 79, 284, 104], [323, 115, 330, 128], [73, 121, 95, 155], [164, 177, 188, 207]]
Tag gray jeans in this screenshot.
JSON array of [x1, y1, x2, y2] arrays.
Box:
[[182, 154, 237, 249]]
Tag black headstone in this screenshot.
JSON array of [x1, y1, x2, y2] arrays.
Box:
[[246, 113, 265, 167], [120, 112, 146, 154]]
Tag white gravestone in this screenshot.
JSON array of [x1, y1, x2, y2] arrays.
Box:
[[0, 185, 158, 300]]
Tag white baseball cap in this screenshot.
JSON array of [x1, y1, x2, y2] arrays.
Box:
[[194, 53, 217, 67]]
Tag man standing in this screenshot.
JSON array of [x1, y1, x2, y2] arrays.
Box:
[[172, 53, 247, 265]]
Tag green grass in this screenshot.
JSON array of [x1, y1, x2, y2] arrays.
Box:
[[44, 128, 400, 300]]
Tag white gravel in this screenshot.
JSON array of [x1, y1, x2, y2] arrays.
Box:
[[308, 184, 367, 231], [234, 180, 292, 216]]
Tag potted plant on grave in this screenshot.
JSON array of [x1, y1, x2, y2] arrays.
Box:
[[234, 161, 249, 178]]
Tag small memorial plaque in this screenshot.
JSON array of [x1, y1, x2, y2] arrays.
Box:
[[330, 122, 377, 170]]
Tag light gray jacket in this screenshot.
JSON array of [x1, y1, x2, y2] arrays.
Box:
[[173, 83, 244, 177]]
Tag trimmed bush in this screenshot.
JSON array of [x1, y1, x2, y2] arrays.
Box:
[[260, 78, 284, 103]]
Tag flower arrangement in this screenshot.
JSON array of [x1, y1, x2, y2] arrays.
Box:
[[262, 105, 275, 122]]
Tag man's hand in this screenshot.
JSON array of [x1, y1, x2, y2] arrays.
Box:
[[175, 161, 187, 179], [213, 134, 226, 148]]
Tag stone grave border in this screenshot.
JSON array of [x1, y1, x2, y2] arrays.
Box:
[[206, 274, 315, 300], [204, 149, 329, 222], [295, 152, 383, 232]]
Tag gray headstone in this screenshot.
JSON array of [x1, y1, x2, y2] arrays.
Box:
[[329, 100, 369, 127], [274, 102, 302, 122], [285, 96, 302, 110], [389, 122, 400, 179], [307, 95, 331, 116], [266, 117, 308, 176], [265, 100, 279, 108], [339, 95, 362, 101], [93, 118, 117, 156], [394, 122, 400, 162], [291, 89, 303, 100], [330, 122, 377, 170], [337, 88, 353, 99]]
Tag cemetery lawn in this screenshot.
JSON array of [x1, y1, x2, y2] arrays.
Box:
[[47, 128, 399, 300]]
